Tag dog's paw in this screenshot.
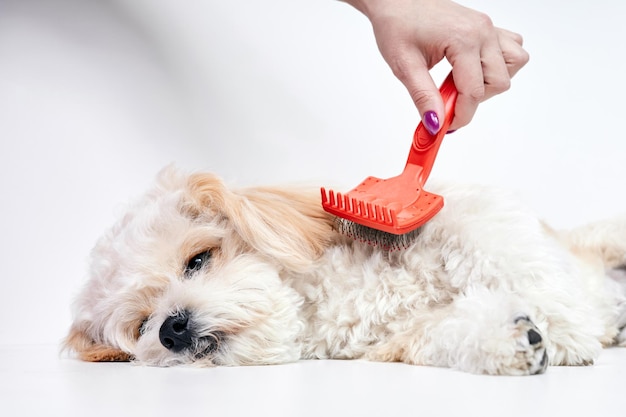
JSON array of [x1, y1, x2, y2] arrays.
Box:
[[508, 315, 548, 375]]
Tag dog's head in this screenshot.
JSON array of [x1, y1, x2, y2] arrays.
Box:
[[64, 166, 335, 366]]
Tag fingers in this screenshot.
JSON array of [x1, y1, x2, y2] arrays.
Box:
[[448, 28, 528, 131], [406, 70, 445, 136], [361, 0, 529, 133], [447, 48, 487, 132], [497, 28, 529, 79], [483, 28, 528, 99], [399, 25, 528, 133], [390, 56, 445, 135]]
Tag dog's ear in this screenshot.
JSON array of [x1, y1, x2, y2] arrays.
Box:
[[63, 324, 131, 362], [184, 172, 230, 217], [232, 186, 335, 269], [186, 173, 335, 271]]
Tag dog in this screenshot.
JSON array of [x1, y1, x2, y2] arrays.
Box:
[[64, 166, 626, 375]]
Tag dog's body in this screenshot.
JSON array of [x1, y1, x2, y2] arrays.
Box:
[[65, 167, 626, 375]]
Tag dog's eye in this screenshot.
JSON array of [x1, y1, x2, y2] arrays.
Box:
[[138, 317, 149, 337], [185, 250, 212, 275]]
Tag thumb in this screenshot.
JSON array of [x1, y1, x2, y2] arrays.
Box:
[[399, 67, 445, 135]]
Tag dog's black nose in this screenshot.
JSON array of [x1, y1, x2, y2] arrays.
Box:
[[159, 310, 194, 352]]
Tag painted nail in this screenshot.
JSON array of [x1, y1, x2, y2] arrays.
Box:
[[446, 129, 457, 134], [423, 111, 440, 135]]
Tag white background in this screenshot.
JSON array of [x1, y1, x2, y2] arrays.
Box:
[[1, 0, 625, 349]]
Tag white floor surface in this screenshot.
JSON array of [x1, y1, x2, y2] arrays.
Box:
[[2, 344, 625, 417]]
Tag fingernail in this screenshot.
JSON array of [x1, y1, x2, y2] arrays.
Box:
[[423, 111, 440, 135], [446, 129, 456, 134]]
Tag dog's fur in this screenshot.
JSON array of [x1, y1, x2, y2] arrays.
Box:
[[64, 166, 626, 375]]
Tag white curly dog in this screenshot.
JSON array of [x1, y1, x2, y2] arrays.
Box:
[[65, 167, 626, 375]]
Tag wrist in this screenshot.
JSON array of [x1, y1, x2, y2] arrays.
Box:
[[339, 0, 371, 16], [340, 0, 435, 20]]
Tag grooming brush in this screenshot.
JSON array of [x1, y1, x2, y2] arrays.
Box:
[[321, 71, 458, 250]]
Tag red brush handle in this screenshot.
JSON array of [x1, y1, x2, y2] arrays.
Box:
[[405, 72, 458, 184]]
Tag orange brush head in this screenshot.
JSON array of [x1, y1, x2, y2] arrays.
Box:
[[321, 72, 457, 248], [320, 171, 444, 235]]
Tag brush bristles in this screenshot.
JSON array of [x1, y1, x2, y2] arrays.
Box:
[[333, 217, 422, 251]]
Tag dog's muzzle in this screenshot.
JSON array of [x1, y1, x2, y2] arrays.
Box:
[[159, 310, 222, 358]]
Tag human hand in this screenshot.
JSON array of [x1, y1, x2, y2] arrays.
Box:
[[342, 0, 529, 134]]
